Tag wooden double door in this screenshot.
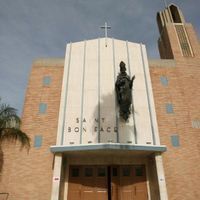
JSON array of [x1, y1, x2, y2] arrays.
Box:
[[68, 165, 148, 200]]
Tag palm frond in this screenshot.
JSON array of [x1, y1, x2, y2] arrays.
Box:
[[0, 114, 21, 129], [0, 103, 17, 117], [0, 103, 22, 128], [0, 128, 30, 149], [0, 100, 30, 150]]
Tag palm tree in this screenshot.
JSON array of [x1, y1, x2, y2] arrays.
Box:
[[0, 99, 30, 172], [0, 99, 30, 149]]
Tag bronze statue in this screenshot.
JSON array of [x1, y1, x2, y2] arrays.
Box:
[[115, 61, 135, 121]]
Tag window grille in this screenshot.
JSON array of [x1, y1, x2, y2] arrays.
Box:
[[175, 24, 193, 57], [192, 120, 200, 129]]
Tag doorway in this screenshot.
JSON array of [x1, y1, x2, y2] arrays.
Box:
[[67, 165, 148, 200]]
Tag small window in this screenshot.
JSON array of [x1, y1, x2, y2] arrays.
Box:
[[85, 168, 93, 177], [166, 104, 174, 113], [43, 76, 51, 86], [34, 135, 42, 148], [171, 135, 180, 147], [72, 168, 79, 177], [160, 76, 168, 86], [98, 168, 106, 177], [122, 167, 131, 177], [39, 103, 47, 114], [135, 167, 143, 176], [112, 168, 118, 177]]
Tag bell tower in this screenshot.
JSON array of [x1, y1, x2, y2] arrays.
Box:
[[157, 4, 200, 59]]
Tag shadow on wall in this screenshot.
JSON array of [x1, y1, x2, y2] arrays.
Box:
[[91, 90, 135, 144], [117, 102, 136, 144], [91, 91, 116, 143]]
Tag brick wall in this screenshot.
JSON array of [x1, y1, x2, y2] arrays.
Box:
[[150, 61, 200, 200], [0, 59, 64, 200]]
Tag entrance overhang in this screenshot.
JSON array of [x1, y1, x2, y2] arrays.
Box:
[[50, 143, 166, 156]]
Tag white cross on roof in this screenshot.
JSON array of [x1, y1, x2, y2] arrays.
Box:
[[100, 22, 111, 47], [100, 22, 111, 38]]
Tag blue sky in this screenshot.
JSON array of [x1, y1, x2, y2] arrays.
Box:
[[0, 0, 199, 115]]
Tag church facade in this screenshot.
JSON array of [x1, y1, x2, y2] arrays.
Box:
[[0, 4, 200, 200]]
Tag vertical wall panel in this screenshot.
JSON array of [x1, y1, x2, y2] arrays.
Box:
[[129, 43, 152, 145], [112, 38, 119, 143], [82, 40, 99, 144], [64, 42, 85, 145], [114, 40, 135, 144], [99, 38, 116, 143], [57, 43, 71, 145]]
